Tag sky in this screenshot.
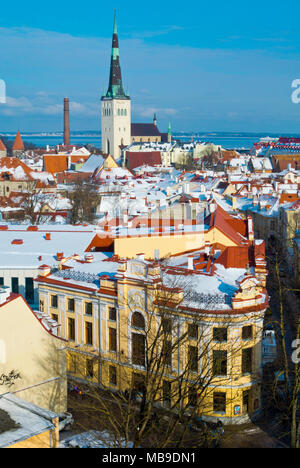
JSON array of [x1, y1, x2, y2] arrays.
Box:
[[1, 0, 300, 133]]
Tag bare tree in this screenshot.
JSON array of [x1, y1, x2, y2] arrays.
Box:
[[200, 147, 219, 170], [21, 188, 50, 225], [65, 270, 263, 448], [263, 230, 300, 448], [68, 178, 101, 224]]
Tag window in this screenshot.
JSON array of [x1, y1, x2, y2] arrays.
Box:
[[132, 373, 146, 394], [51, 313, 58, 323], [213, 327, 227, 342], [0, 277, 4, 286], [188, 345, 198, 372], [162, 339, 172, 367], [242, 326, 253, 340], [25, 277, 34, 303], [85, 322, 93, 345], [68, 318, 75, 341], [188, 386, 197, 407], [51, 295, 58, 308], [163, 380, 171, 407], [85, 302, 93, 316], [109, 365, 117, 386], [86, 358, 94, 378], [132, 333, 145, 366], [213, 392, 226, 413], [243, 389, 249, 413], [67, 298, 75, 312], [131, 312, 145, 330], [242, 347, 253, 374], [162, 317, 172, 334], [109, 327, 117, 352], [212, 350, 227, 376], [11, 277, 19, 294], [39, 299, 44, 312], [109, 307, 117, 321], [188, 323, 198, 339]]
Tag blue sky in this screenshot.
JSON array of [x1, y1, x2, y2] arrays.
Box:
[[1, 0, 300, 133]]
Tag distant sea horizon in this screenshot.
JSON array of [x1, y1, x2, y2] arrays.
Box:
[[0, 131, 297, 150]]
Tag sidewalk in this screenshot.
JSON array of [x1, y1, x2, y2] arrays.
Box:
[[219, 421, 287, 448]]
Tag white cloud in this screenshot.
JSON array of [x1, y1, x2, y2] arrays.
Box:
[[0, 25, 299, 131], [134, 105, 178, 118], [0, 94, 99, 117]]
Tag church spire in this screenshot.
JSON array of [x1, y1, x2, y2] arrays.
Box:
[[106, 10, 127, 99]]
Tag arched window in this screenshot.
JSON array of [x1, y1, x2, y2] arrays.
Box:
[[118, 109, 120, 116], [131, 312, 145, 330], [131, 312, 146, 367], [124, 109, 127, 116]]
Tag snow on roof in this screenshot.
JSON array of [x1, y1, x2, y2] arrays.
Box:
[[78, 154, 104, 173], [0, 225, 95, 269], [0, 393, 57, 448], [162, 260, 246, 310]]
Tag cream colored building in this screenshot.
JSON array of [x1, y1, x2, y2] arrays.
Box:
[[0, 288, 67, 415]]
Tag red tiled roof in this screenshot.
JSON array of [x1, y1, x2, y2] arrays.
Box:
[[0, 139, 6, 151], [85, 234, 115, 252], [0, 157, 34, 180], [207, 204, 248, 245], [126, 151, 162, 171], [279, 193, 299, 204], [271, 155, 300, 171], [43, 155, 89, 174], [12, 131, 25, 151], [215, 246, 250, 268]]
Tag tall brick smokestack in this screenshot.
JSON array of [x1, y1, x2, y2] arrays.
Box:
[[64, 98, 70, 146]]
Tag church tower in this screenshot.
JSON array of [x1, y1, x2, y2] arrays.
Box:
[[101, 11, 131, 158]]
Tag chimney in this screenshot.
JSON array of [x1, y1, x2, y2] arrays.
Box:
[[247, 215, 254, 241], [188, 255, 194, 270], [204, 241, 210, 256], [64, 97, 70, 146]]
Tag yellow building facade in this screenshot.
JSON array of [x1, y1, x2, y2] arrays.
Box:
[[36, 215, 268, 424]]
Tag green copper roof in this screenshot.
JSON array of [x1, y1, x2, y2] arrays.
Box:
[[105, 11, 129, 99], [113, 9, 118, 34]]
